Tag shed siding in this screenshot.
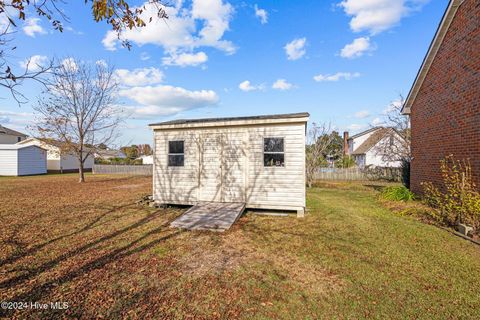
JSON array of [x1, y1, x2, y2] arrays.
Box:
[[17, 146, 47, 175], [153, 122, 306, 211], [0, 150, 18, 175]]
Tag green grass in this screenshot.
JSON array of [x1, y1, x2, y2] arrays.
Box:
[[1, 176, 479, 319]]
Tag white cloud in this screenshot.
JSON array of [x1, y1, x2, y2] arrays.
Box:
[[238, 80, 264, 92], [383, 99, 403, 114], [272, 79, 294, 90], [340, 37, 372, 59], [119, 84, 219, 118], [23, 18, 46, 37], [371, 117, 384, 126], [354, 110, 370, 119], [0, 110, 34, 132], [61, 58, 78, 72], [339, 0, 430, 35], [284, 37, 306, 61], [254, 4, 268, 24], [19, 55, 48, 71], [140, 52, 151, 61], [114, 67, 164, 87], [95, 59, 108, 68], [102, 1, 235, 56], [347, 123, 367, 131], [313, 72, 360, 82], [162, 51, 208, 67]]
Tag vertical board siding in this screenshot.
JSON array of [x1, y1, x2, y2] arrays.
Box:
[[153, 122, 306, 210], [314, 167, 402, 181], [17, 146, 47, 175]]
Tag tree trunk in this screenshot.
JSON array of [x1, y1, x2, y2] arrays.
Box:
[[78, 161, 85, 183]]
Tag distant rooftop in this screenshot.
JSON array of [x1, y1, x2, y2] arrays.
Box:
[[0, 125, 27, 137], [149, 112, 310, 127]]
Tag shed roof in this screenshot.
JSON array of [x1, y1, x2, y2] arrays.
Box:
[[0, 125, 28, 137], [149, 112, 310, 128]]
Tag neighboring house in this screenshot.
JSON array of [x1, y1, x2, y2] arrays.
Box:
[[137, 155, 153, 164], [0, 144, 47, 176], [344, 127, 405, 168], [94, 149, 126, 160], [0, 125, 27, 144], [17, 138, 94, 173], [402, 0, 479, 194], [149, 112, 309, 216]]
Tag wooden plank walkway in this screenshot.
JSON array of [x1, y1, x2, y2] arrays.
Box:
[[170, 202, 246, 232]]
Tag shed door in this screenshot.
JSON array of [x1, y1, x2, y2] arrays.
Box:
[[198, 132, 246, 203]]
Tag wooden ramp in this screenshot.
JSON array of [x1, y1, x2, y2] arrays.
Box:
[[170, 202, 246, 232]]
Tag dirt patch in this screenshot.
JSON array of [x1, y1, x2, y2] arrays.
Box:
[[175, 229, 343, 295]]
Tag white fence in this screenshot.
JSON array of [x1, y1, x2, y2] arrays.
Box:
[[314, 167, 402, 182], [93, 164, 153, 175]]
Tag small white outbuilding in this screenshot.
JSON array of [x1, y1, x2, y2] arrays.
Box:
[[0, 144, 47, 176], [149, 112, 309, 216]]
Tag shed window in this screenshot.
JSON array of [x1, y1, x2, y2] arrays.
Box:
[[264, 138, 285, 167], [168, 141, 184, 167]]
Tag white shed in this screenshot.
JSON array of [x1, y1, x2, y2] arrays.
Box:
[[149, 112, 309, 216], [0, 144, 47, 176]]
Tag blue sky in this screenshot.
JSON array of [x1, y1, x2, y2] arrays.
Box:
[[1, 0, 448, 145]]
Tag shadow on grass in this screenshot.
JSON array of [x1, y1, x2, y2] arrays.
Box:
[[0, 208, 184, 318], [0, 203, 139, 268]]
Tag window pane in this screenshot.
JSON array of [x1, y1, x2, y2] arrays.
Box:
[[168, 155, 184, 167], [264, 138, 284, 152], [264, 153, 285, 167], [169, 141, 184, 154]]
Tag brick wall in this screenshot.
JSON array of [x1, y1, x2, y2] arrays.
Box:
[[410, 0, 480, 194]]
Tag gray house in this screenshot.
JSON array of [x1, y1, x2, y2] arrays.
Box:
[[0, 125, 27, 144]]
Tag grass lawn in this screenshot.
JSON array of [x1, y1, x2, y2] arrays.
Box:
[[1, 174, 479, 319]]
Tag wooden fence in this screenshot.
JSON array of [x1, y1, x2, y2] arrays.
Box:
[[93, 164, 153, 175], [314, 167, 402, 182]]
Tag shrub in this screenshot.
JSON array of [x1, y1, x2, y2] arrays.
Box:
[[400, 159, 410, 189], [422, 156, 480, 230], [381, 186, 415, 201]]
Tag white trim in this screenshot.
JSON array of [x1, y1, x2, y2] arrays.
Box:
[[150, 117, 309, 130]]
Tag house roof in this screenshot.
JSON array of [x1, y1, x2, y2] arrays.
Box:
[[18, 138, 94, 152], [0, 125, 28, 137], [347, 127, 381, 141], [402, 0, 464, 114], [149, 112, 310, 128], [95, 149, 125, 158], [351, 128, 392, 155]]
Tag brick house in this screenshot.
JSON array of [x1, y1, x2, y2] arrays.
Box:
[[402, 0, 479, 194]]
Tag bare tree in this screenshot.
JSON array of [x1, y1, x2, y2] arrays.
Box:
[[0, 21, 54, 104], [33, 58, 124, 182], [306, 122, 337, 188], [371, 95, 412, 186], [373, 95, 411, 162], [0, 0, 167, 103]]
